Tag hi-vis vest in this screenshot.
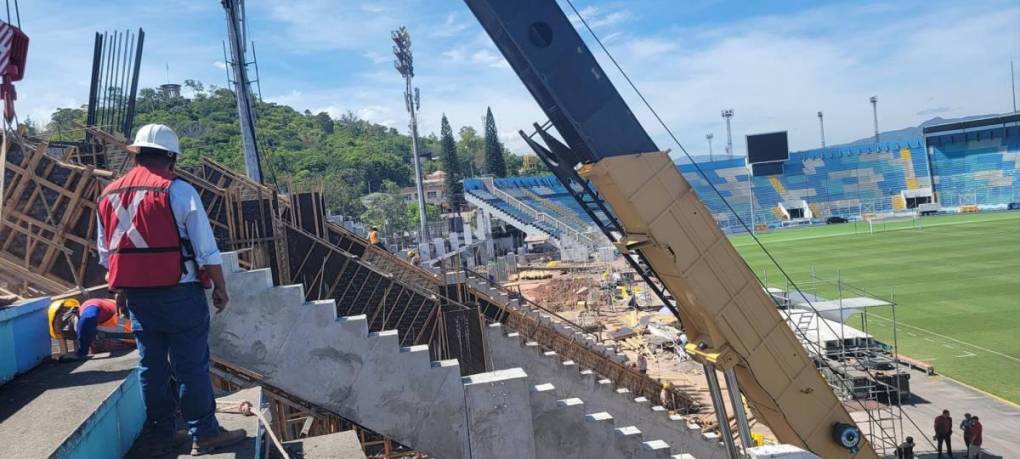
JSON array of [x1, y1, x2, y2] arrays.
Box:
[[86, 298, 134, 341], [98, 166, 184, 288]]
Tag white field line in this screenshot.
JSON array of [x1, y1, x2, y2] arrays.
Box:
[[730, 214, 1020, 247], [868, 314, 1020, 364]]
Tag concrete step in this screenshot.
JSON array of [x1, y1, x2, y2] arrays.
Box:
[[484, 322, 722, 457]]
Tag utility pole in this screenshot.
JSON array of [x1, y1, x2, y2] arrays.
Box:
[[817, 111, 826, 148], [870, 96, 879, 143], [1011, 58, 1017, 113], [721, 109, 734, 157], [222, 0, 263, 183], [393, 26, 428, 243], [705, 133, 714, 161]]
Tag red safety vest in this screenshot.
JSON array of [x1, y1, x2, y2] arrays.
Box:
[[81, 298, 134, 338], [98, 166, 184, 288]]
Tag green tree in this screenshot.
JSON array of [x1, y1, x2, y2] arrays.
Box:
[[483, 107, 506, 176], [46, 107, 87, 141], [457, 126, 484, 176], [439, 114, 463, 211], [359, 181, 409, 233], [503, 151, 523, 176], [407, 202, 441, 230], [315, 112, 334, 135]]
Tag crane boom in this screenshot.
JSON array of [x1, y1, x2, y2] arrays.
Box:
[[463, 0, 876, 457]]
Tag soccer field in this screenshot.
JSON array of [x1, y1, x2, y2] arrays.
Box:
[[730, 212, 1020, 404]]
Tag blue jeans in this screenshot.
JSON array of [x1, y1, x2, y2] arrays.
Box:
[[125, 282, 219, 440], [75, 306, 102, 357]]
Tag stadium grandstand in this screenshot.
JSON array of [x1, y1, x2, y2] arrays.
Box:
[[465, 112, 1019, 236]]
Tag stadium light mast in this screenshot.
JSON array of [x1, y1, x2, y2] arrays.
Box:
[[870, 96, 879, 143], [706, 133, 714, 161], [721, 109, 734, 157], [1011, 58, 1017, 113], [393, 26, 429, 243], [817, 111, 826, 148]]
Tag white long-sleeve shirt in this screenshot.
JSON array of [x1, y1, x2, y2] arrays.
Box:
[[97, 178, 223, 284]]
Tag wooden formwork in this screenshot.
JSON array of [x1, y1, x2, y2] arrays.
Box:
[[0, 133, 110, 296]]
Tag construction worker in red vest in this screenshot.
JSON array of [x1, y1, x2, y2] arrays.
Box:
[[96, 124, 244, 455]]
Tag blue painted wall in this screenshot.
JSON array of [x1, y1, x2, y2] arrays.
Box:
[[50, 369, 145, 459], [0, 296, 52, 385]]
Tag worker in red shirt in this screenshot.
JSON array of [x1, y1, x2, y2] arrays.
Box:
[[49, 296, 133, 361], [966, 416, 983, 459], [934, 409, 955, 458]]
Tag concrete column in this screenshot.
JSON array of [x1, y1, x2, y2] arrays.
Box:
[[462, 368, 537, 459]]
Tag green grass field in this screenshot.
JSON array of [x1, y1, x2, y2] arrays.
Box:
[[729, 212, 1020, 404]]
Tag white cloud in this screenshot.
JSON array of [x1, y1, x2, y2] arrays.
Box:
[[585, 1, 1020, 155], [568, 5, 633, 30], [17, 0, 1018, 164], [213, 61, 227, 70]]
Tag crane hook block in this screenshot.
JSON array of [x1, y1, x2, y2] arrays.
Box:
[[0, 21, 29, 123]]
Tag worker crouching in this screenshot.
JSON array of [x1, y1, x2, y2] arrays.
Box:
[[96, 124, 244, 455], [49, 296, 133, 361]]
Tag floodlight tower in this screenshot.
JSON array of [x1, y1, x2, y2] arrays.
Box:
[[393, 26, 428, 243], [721, 109, 734, 157], [870, 96, 879, 143], [706, 133, 714, 161], [818, 111, 826, 148]]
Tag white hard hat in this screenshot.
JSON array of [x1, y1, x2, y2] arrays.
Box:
[[128, 124, 180, 156]]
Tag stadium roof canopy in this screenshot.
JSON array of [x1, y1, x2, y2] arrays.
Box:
[[923, 113, 1020, 137]]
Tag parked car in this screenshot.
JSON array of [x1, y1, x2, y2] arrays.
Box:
[[826, 216, 848, 224]]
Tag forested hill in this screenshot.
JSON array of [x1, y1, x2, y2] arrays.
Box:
[[44, 82, 544, 217]]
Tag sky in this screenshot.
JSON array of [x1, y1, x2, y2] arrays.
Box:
[[15, 0, 1020, 157]]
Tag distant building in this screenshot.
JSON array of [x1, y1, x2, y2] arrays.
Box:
[[159, 83, 182, 98], [401, 170, 448, 207]]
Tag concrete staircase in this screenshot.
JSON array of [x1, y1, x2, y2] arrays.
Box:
[[485, 323, 725, 458], [211, 252, 703, 458]]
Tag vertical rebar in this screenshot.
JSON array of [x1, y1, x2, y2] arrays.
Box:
[[704, 363, 739, 459], [123, 29, 145, 137], [724, 368, 753, 452]]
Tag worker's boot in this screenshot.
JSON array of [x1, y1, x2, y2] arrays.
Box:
[[190, 427, 246, 455]]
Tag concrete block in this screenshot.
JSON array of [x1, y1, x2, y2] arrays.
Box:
[[641, 440, 673, 459], [462, 368, 536, 459], [398, 345, 431, 371], [231, 268, 274, 294], [367, 330, 400, 352], [338, 314, 369, 338], [222, 251, 241, 272]]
